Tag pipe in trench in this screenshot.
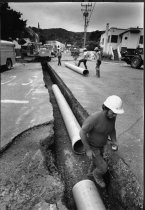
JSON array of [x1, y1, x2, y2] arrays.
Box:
[[65, 62, 89, 76], [52, 84, 106, 209], [45, 63, 88, 125], [52, 84, 84, 154], [72, 180, 106, 210]]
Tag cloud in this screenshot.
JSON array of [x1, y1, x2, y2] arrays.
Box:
[[9, 2, 143, 32]]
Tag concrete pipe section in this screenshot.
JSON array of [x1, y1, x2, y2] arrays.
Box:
[[65, 62, 89, 76], [52, 84, 106, 209], [52, 84, 85, 154], [73, 179, 106, 210]]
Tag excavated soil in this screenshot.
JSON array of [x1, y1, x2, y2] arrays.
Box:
[[0, 124, 68, 210]]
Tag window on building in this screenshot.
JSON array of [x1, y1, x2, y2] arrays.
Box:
[[139, 35, 143, 44], [111, 35, 118, 43]]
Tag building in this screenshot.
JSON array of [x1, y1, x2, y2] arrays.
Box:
[[46, 40, 65, 51], [119, 27, 144, 55], [100, 23, 143, 60]]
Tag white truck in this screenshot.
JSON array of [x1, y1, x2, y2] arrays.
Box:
[[0, 40, 16, 70], [35, 46, 52, 62]]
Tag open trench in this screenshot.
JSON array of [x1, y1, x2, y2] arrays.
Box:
[[0, 60, 143, 209], [41, 60, 143, 210]]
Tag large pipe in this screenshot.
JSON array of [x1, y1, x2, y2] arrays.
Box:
[[52, 84, 85, 154], [65, 62, 89, 76], [72, 179, 106, 210]]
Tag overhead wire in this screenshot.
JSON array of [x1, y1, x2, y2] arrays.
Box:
[[87, 2, 96, 27]]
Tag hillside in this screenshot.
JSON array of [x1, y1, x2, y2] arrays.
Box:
[[32, 27, 104, 48]]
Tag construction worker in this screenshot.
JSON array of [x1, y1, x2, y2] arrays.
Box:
[[57, 49, 62, 66], [79, 95, 124, 188], [94, 46, 102, 77], [77, 48, 90, 69]]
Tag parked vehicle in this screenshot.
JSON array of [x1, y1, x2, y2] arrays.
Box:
[[21, 43, 38, 57], [35, 47, 51, 62], [0, 40, 16, 70], [121, 47, 144, 69]]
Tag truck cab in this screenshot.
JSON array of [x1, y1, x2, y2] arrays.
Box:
[[121, 47, 144, 69]]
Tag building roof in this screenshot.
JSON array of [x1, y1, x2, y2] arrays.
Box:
[[109, 27, 127, 30], [119, 27, 143, 36]]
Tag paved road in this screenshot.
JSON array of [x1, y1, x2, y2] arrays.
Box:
[[50, 55, 144, 185], [1, 62, 53, 149]]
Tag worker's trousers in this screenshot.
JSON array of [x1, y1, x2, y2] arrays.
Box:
[[96, 60, 101, 77], [88, 147, 108, 176], [58, 56, 61, 66], [78, 59, 87, 69]]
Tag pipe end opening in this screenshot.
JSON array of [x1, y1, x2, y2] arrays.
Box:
[[73, 139, 85, 154], [83, 70, 89, 76]]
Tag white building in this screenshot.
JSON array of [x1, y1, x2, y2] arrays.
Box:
[[46, 40, 65, 51], [100, 23, 143, 60]]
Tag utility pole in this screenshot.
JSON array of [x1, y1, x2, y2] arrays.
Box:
[[81, 2, 92, 49]]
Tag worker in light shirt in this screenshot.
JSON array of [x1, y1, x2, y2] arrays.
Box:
[[77, 48, 90, 69]]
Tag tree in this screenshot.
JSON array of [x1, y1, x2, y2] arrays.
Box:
[[0, 3, 27, 40], [86, 40, 99, 51], [89, 30, 104, 42]]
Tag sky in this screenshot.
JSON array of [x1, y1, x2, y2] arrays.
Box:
[[9, 2, 144, 32]]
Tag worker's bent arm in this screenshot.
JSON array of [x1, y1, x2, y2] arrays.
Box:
[[109, 128, 117, 144]]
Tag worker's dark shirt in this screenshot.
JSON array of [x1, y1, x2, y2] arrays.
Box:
[[81, 111, 116, 148]]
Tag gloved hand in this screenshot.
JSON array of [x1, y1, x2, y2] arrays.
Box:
[[111, 143, 118, 151], [86, 149, 95, 160]]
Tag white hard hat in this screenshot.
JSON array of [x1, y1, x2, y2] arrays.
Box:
[[104, 95, 124, 114], [94, 47, 99, 51]]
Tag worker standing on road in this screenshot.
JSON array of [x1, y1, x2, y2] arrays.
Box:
[[79, 95, 124, 188], [57, 49, 62, 66], [94, 47, 102, 77], [77, 48, 90, 69]]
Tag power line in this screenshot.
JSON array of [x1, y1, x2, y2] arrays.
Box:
[[87, 2, 96, 27], [81, 2, 96, 48], [81, 2, 92, 48]]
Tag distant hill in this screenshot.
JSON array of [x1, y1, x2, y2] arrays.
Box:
[[31, 27, 105, 48]]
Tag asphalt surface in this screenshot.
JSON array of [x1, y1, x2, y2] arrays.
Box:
[[1, 53, 143, 188], [1, 62, 53, 150]]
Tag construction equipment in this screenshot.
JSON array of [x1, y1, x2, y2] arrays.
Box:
[[121, 47, 144, 69]]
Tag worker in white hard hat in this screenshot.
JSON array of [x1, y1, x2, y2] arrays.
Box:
[[77, 48, 90, 69], [94, 46, 102, 77], [79, 95, 124, 188]]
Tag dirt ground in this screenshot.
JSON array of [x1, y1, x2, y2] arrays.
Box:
[[0, 123, 68, 210]]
